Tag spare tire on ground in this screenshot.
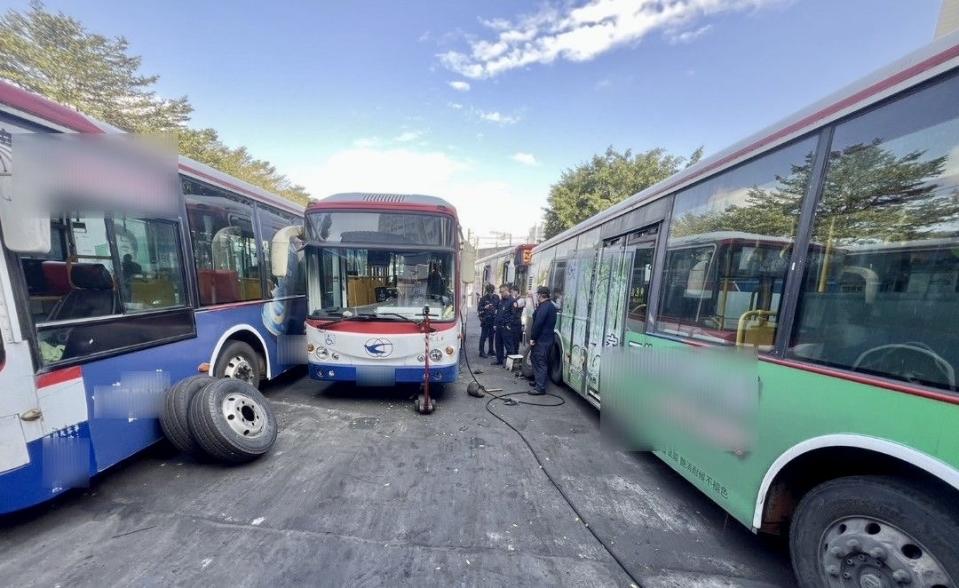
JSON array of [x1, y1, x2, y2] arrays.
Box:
[[160, 375, 216, 454], [188, 378, 278, 463]]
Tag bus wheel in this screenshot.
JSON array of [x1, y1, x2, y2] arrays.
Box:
[[188, 378, 278, 463], [215, 340, 262, 387], [159, 375, 215, 454], [548, 343, 563, 385], [790, 475, 959, 588]]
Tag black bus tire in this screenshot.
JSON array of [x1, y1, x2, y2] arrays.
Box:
[[790, 475, 959, 587], [188, 378, 278, 463], [214, 340, 263, 387], [548, 343, 563, 385], [159, 375, 216, 454]]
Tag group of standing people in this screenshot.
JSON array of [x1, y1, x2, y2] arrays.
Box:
[[477, 283, 524, 365], [476, 282, 557, 396]]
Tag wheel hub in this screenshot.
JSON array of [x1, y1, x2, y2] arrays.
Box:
[[221, 394, 265, 437], [223, 355, 256, 385], [820, 516, 953, 587]]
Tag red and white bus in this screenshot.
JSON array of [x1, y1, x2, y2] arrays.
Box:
[[297, 193, 463, 390]]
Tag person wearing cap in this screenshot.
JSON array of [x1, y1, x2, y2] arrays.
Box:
[[528, 286, 557, 395]]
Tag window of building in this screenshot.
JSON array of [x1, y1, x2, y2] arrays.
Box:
[[657, 136, 817, 348], [789, 73, 959, 391]]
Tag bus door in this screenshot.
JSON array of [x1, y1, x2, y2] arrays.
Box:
[[622, 225, 660, 348], [584, 237, 627, 402], [566, 248, 597, 396]]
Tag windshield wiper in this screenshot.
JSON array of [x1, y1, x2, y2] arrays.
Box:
[[308, 313, 377, 328], [366, 312, 438, 332]]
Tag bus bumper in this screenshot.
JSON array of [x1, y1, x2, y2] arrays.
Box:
[[308, 363, 459, 386]]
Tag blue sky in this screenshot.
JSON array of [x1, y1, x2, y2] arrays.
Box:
[[4, 0, 943, 240]]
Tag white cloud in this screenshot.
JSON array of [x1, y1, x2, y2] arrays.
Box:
[[666, 24, 713, 44], [353, 137, 382, 148], [289, 148, 544, 237], [448, 80, 471, 92], [439, 0, 778, 79], [394, 130, 424, 142], [448, 102, 464, 110], [479, 111, 520, 125], [512, 152, 538, 166]]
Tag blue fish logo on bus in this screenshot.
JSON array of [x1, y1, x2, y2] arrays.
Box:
[[364, 338, 393, 358]]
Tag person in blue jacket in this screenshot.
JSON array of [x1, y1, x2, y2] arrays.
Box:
[[528, 286, 557, 395], [477, 283, 498, 358], [492, 284, 514, 366]]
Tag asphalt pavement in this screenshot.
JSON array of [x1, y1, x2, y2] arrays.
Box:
[[0, 323, 796, 587]]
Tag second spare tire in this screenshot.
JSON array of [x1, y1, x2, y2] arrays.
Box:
[[188, 378, 278, 463]]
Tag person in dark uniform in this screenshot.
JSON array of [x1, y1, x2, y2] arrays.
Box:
[[477, 283, 498, 358], [509, 284, 525, 355], [528, 286, 557, 395], [492, 284, 513, 366]]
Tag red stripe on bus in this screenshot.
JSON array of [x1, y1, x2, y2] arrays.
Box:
[[648, 335, 959, 405], [36, 366, 82, 388], [306, 319, 458, 334], [0, 81, 104, 133], [760, 356, 959, 406]]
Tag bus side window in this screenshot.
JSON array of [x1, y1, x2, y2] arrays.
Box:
[[656, 134, 816, 347], [113, 217, 186, 312], [789, 70, 959, 391], [183, 177, 263, 305], [549, 260, 567, 310], [259, 205, 306, 297]]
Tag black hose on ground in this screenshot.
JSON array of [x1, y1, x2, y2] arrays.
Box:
[[458, 307, 642, 588]]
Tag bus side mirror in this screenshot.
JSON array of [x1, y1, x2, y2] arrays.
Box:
[[271, 225, 303, 277], [460, 243, 476, 284]]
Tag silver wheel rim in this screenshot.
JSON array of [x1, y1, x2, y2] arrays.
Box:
[[818, 516, 953, 587], [223, 355, 256, 385], [221, 393, 266, 438]]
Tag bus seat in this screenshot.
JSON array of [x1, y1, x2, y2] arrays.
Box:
[[130, 278, 176, 307], [41, 261, 71, 295], [198, 269, 240, 304], [46, 263, 119, 322], [240, 277, 262, 300]]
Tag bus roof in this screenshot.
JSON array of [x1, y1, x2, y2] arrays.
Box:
[[0, 80, 304, 216], [308, 192, 457, 217], [534, 30, 959, 253]]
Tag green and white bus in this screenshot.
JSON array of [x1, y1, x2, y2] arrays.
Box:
[[530, 32, 959, 586]]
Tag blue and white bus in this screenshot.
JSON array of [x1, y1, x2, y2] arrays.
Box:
[[0, 80, 307, 514]]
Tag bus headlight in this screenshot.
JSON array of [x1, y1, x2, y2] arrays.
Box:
[[445, 346, 455, 356], [316, 347, 329, 360], [429, 349, 443, 362], [417, 354, 426, 363], [331, 352, 340, 360]]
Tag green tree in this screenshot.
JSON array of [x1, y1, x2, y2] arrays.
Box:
[[669, 142, 956, 243], [543, 146, 703, 239], [0, 1, 191, 132], [0, 2, 309, 205]]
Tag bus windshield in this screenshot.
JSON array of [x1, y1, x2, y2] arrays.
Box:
[[307, 211, 454, 247], [306, 247, 456, 321]]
